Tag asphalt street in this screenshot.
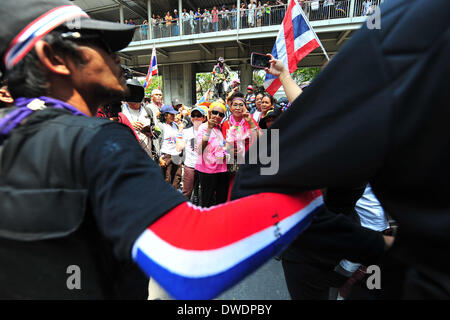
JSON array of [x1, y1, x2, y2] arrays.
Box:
[[217, 258, 291, 300]]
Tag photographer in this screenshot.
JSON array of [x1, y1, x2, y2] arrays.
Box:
[[121, 78, 154, 159]]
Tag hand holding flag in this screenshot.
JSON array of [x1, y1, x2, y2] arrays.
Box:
[[264, 0, 328, 96]]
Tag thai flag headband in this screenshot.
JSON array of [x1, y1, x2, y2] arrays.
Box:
[[4, 5, 89, 70]]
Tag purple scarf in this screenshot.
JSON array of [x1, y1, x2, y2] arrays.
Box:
[[0, 96, 87, 144]]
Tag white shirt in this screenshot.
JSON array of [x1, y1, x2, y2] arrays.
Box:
[[160, 123, 180, 156], [355, 184, 389, 232], [182, 126, 199, 168], [121, 103, 152, 157], [252, 110, 262, 123]]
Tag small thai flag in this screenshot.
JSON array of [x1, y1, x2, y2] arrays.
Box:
[[264, 0, 322, 96], [144, 44, 158, 89], [198, 89, 211, 106]]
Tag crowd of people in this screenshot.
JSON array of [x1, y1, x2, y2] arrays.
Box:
[[107, 77, 289, 209], [127, 0, 381, 41]]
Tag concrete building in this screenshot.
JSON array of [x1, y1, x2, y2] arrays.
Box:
[[74, 0, 381, 105]]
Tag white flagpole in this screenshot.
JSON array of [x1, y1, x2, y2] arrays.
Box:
[[295, 0, 330, 61]]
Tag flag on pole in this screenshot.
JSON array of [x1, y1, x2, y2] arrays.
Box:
[[144, 44, 158, 89], [198, 88, 211, 107], [264, 0, 326, 96]]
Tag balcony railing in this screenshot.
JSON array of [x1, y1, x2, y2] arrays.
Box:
[[130, 0, 382, 42]]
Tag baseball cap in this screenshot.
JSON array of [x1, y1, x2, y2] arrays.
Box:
[[259, 108, 282, 129], [0, 0, 136, 72], [172, 97, 182, 106], [160, 104, 179, 114], [247, 85, 254, 91], [125, 78, 144, 103], [191, 106, 207, 116]]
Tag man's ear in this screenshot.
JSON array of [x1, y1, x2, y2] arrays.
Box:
[[34, 40, 71, 76]]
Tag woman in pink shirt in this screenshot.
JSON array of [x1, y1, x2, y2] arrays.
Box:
[[195, 101, 229, 207]]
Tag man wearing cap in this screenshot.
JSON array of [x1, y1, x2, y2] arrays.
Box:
[[121, 79, 154, 159], [0, 0, 384, 300], [245, 85, 256, 114], [211, 57, 231, 100], [148, 88, 163, 123], [172, 97, 192, 129]]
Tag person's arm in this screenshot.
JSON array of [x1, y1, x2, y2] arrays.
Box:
[[175, 125, 186, 152], [200, 118, 217, 152], [84, 123, 324, 300], [264, 53, 302, 103], [244, 110, 261, 141]]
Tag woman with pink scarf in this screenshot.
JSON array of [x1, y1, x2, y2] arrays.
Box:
[[221, 92, 261, 197]]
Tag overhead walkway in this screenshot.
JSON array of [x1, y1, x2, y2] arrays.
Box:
[[74, 0, 381, 105]]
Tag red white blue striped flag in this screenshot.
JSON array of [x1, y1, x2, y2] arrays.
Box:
[[264, 0, 324, 96], [132, 191, 323, 299], [144, 44, 158, 89]]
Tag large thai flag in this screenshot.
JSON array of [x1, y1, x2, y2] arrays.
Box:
[[132, 191, 323, 299], [264, 0, 320, 96], [144, 44, 158, 89]]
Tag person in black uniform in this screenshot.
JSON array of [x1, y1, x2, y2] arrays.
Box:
[[231, 0, 450, 299]]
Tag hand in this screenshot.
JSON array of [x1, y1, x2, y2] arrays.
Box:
[[132, 121, 144, 131], [243, 110, 253, 124], [207, 118, 218, 129], [264, 53, 288, 78], [383, 235, 395, 250], [159, 156, 167, 167]]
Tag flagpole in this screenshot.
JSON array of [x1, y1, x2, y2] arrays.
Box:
[[296, 0, 330, 61]]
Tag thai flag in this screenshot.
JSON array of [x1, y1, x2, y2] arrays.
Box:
[[197, 89, 211, 106], [144, 44, 158, 89], [264, 0, 320, 96], [132, 191, 323, 299]]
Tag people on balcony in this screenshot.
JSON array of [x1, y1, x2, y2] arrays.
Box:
[[173, 9, 179, 36], [127, 1, 291, 35]]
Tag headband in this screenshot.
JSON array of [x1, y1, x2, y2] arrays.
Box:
[[4, 5, 89, 70], [209, 101, 226, 113], [231, 97, 246, 105]]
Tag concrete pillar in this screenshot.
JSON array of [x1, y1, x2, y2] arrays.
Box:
[[147, 0, 152, 39], [237, 0, 241, 31], [239, 63, 253, 92], [119, 4, 124, 24], [162, 64, 195, 107], [349, 0, 356, 18], [178, 0, 183, 36]]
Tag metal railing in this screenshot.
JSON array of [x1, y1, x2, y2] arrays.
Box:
[[129, 0, 382, 42]]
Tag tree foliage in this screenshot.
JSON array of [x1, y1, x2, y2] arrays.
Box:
[[252, 67, 321, 88], [140, 76, 163, 97]]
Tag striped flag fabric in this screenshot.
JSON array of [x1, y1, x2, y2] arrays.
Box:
[[197, 88, 211, 107], [264, 0, 321, 96], [144, 44, 158, 89], [132, 191, 323, 299]]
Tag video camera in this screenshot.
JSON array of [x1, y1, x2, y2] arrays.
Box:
[[102, 65, 141, 118]]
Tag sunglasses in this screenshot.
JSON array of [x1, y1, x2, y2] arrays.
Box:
[[191, 113, 204, 118], [211, 110, 225, 118]]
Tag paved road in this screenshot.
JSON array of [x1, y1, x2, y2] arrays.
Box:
[[217, 258, 291, 300]]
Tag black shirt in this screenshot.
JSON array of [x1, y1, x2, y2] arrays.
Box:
[[84, 123, 187, 262], [231, 0, 450, 276]]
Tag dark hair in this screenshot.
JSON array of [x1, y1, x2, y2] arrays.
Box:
[[262, 93, 276, 106], [159, 112, 171, 123], [7, 29, 84, 99], [227, 91, 245, 104]]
